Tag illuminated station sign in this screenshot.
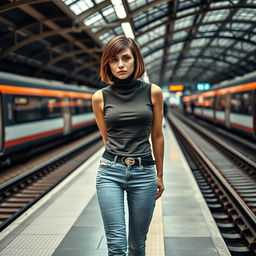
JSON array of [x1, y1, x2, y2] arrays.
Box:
[[168, 85, 184, 92], [197, 83, 211, 91]]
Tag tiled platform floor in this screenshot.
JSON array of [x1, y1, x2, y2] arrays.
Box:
[[0, 121, 231, 256]]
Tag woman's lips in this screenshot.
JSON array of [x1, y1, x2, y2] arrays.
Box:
[[118, 71, 127, 74]]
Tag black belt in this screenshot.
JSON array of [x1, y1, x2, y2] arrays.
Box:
[[102, 150, 156, 166]]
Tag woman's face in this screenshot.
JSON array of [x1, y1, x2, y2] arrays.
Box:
[[109, 48, 135, 80]]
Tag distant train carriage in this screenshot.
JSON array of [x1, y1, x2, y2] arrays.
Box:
[[183, 78, 256, 138], [0, 72, 95, 156]]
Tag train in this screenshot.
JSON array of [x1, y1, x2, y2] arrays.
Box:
[[0, 72, 96, 159], [182, 75, 256, 138]]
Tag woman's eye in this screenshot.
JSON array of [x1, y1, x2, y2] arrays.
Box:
[[123, 56, 131, 61], [110, 58, 118, 62]]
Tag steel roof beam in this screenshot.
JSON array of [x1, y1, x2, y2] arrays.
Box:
[[159, 0, 178, 85], [171, 0, 212, 81], [0, 0, 50, 13], [35, 49, 100, 75]]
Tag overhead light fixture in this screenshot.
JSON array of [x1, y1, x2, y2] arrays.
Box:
[[111, 0, 127, 19], [121, 22, 134, 39]]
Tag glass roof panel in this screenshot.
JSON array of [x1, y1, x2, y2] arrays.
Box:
[[137, 26, 165, 45], [210, 1, 238, 7], [225, 56, 238, 64], [146, 60, 162, 70], [69, 0, 94, 15], [128, 0, 155, 11], [190, 38, 211, 48], [210, 38, 234, 47], [233, 8, 256, 21], [169, 42, 184, 53], [203, 9, 229, 23], [174, 16, 194, 30], [178, 0, 201, 9], [84, 12, 104, 26], [144, 49, 163, 64], [99, 31, 115, 44], [141, 38, 164, 56], [102, 5, 117, 23], [172, 31, 188, 41], [176, 6, 199, 17]]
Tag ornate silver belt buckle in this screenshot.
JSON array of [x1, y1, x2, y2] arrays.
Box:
[[121, 157, 135, 166]]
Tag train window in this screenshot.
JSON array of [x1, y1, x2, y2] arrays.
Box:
[[216, 95, 226, 111], [203, 97, 213, 109], [72, 98, 91, 114], [231, 91, 253, 115], [41, 97, 62, 118], [13, 96, 42, 123]]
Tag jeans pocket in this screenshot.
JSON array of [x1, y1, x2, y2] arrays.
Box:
[[142, 165, 156, 173], [99, 157, 113, 169]]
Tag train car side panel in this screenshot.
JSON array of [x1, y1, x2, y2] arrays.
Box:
[[0, 93, 4, 154], [229, 90, 254, 134], [254, 90, 256, 137]]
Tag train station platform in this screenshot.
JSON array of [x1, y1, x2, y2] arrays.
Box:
[[0, 120, 231, 256]]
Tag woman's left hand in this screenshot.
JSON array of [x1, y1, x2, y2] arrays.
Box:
[[156, 177, 164, 199]]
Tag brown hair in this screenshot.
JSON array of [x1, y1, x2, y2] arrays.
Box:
[[100, 35, 145, 84]]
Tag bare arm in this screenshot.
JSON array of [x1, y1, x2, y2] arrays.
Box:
[[92, 90, 108, 144], [151, 84, 165, 199]]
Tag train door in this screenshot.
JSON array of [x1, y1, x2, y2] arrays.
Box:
[[225, 94, 231, 128], [0, 93, 4, 153], [63, 97, 71, 134]]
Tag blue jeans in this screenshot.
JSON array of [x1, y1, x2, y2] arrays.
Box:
[[96, 156, 157, 256]]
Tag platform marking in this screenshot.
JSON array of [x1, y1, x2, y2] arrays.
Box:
[[146, 197, 165, 256], [0, 147, 104, 242]]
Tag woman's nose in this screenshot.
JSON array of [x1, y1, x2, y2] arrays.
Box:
[[118, 60, 124, 68]]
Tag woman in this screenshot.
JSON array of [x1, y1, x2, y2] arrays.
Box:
[[92, 35, 164, 256]]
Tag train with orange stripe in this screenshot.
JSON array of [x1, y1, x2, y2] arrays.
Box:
[[183, 76, 256, 138], [0, 72, 95, 159]]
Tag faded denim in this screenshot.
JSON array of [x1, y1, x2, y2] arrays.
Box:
[[96, 156, 157, 256]]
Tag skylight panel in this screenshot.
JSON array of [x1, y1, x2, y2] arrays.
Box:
[[62, 0, 75, 5], [174, 16, 193, 30], [144, 49, 163, 64], [69, 0, 94, 15], [137, 26, 165, 45], [128, 0, 147, 11], [176, 7, 199, 17], [172, 31, 187, 41], [210, 38, 233, 47], [169, 42, 184, 53], [203, 10, 229, 23], [225, 56, 238, 64], [146, 60, 162, 70], [233, 8, 256, 21], [138, 19, 163, 33], [210, 0, 239, 7], [102, 5, 117, 23], [99, 31, 115, 44], [84, 12, 103, 26], [190, 38, 210, 48]]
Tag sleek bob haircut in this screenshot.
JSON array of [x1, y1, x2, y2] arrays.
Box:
[[100, 35, 145, 84]]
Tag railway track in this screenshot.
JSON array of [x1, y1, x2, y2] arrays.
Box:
[[0, 132, 103, 231], [167, 112, 256, 256]]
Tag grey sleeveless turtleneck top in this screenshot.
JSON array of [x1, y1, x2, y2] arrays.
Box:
[[102, 80, 153, 157]]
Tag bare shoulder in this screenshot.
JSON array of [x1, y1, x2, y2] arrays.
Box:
[[92, 89, 103, 103], [151, 84, 163, 105]]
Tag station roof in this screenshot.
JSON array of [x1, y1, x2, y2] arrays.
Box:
[[0, 0, 255, 88]]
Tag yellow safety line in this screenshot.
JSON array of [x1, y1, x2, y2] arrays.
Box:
[[146, 198, 165, 255]]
